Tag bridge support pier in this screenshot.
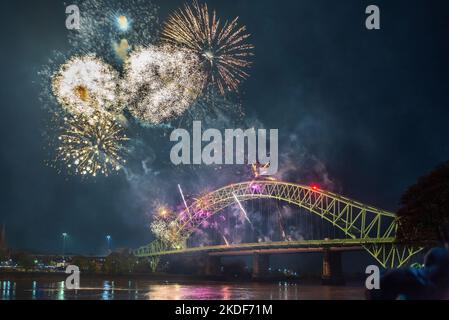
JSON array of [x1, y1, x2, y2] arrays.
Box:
[[204, 255, 221, 277], [252, 253, 270, 279], [322, 249, 345, 285]]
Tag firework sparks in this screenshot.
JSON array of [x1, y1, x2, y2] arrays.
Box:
[[156, 205, 172, 219], [121, 45, 205, 124], [116, 15, 130, 32], [161, 0, 254, 95], [222, 235, 230, 246], [150, 205, 186, 249], [55, 111, 128, 177], [51, 55, 122, 117], [232, 192, 253, 226], [68, 0, 159, 64], [113, 39, 131, 62], [251, 162, 276, 180], [150, 220, 181, 247], [178, 184, 192, 219]]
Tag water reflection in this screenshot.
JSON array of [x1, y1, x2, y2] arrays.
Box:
[[101, 281, 116, 300], [1, 281, 13, 300], [32, 281, 36, 300], [143, 282, 341, 300], [0, 277, 365, 300], [58, 281, 65, 300]]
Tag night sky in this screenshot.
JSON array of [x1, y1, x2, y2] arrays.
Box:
[[1, 0, 449, 262]]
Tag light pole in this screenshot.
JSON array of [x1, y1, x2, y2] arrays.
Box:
[[62, 233, 68, 261], [106, 235, 111, 253]]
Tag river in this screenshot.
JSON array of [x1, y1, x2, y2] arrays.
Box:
[[0, 275, 365, 300]]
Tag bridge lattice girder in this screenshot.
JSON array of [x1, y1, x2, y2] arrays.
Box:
[[135, 181, 423, 268]]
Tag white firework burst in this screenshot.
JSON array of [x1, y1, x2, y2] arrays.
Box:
[[121, 45, 206, 124], [52, 55, 122, 117]]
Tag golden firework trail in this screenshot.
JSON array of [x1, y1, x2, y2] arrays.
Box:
[[162, 0, 254, 95], [56, 112, 128, 177]]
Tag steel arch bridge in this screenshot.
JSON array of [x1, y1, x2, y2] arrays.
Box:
[[135, 180, 423, 269]]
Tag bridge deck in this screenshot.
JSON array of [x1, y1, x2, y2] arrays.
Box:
[[135, 238, 396, 257]]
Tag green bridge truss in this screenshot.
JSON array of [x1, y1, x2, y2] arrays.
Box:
[[135, 181, 423, 269]]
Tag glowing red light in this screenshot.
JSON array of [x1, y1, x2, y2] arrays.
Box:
[[311, 184, 319, 191]]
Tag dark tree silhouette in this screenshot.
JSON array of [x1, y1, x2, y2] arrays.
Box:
[[397, 161, 449, 244], [0, 249, 8, 262], [13, 252, 35, 271], [102, 249, 137, 275]]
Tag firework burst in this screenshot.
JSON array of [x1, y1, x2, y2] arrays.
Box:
[[51, 55, 122, 117], [55, 111, 129, 177], [121, 45, 206, 124], [150, 205, 186, 249], [161, 0, 254, 95]]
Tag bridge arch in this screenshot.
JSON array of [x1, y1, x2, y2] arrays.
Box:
[[176, 181, 396, 242], [136, 180, 423, 269]]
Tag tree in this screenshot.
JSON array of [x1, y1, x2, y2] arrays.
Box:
[[14, 252, 35, 271], [396, 161, 449, 244], [71, 256, 101, 274], [0, 249, 8, 263], [71, 256, 90, 272], [87, 259, 101, 273], [133, 259, 153, 273], [103, 250, 137, 275]]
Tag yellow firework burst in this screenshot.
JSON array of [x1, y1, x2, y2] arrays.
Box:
[[161, 0, 254, 95], [56, 112, 129, 177]]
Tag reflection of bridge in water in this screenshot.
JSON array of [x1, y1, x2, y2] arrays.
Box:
[[135, 180, 423, 282]]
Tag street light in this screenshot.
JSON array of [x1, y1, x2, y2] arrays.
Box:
[[62, 233, 68, 260], [106, 235, 111, 253]]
